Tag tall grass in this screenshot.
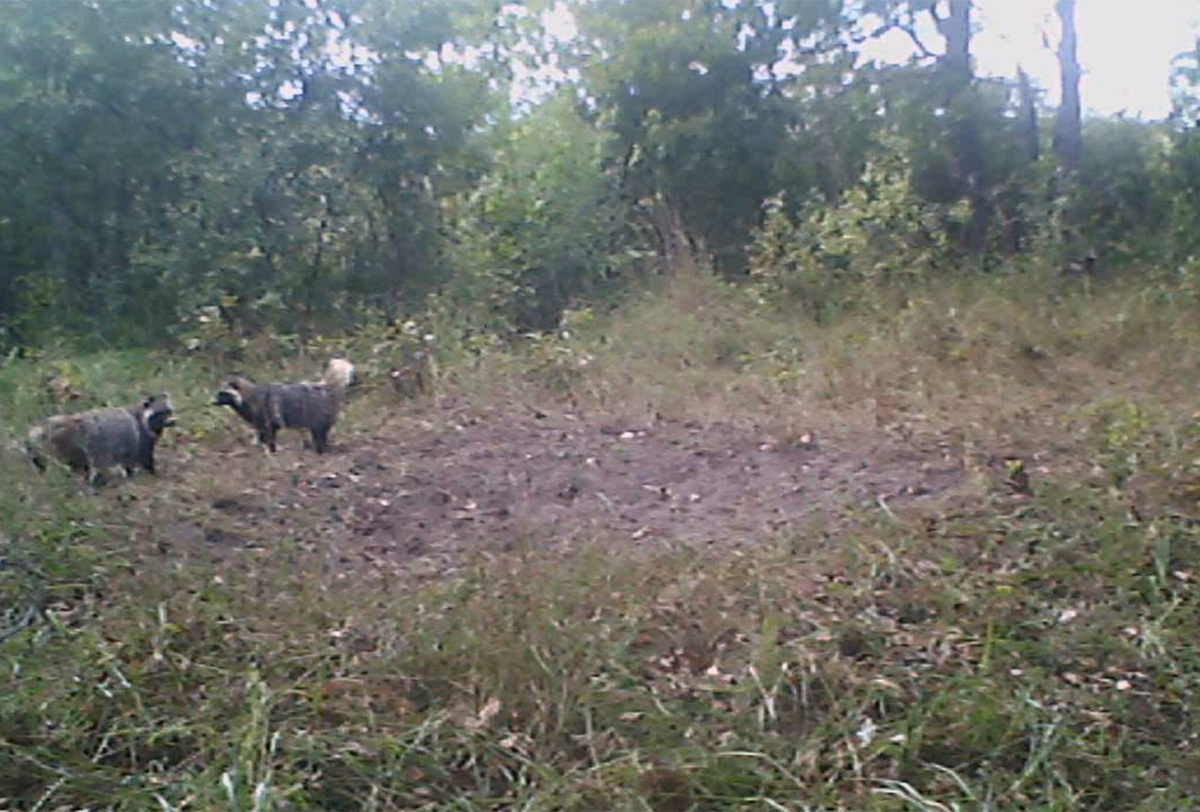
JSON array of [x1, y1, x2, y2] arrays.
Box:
[[4, 268, 1200, 809]]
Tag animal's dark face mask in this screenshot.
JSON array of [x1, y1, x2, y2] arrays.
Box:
[[142, 395, 177, 435], [213, 383, 245, 409]]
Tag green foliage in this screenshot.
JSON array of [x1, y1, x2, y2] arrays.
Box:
[[1166, 124, 1200, 260], [1172, 34, 1200, 124], [446, 93, 631, 333], [0, 0, 196, 344], [575, 0, 851, 275], [9, 266, 1200, 808], [749, 152, 964, 321], [1065, 119, 1174, 263], [0, 0, 498, 349], [0, 0, 1197, 353], [1082, 400, 1157, 487], [7, 275, 75, 349]]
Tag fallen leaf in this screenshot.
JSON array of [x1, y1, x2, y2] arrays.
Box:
[[465, 697, 502, 731]]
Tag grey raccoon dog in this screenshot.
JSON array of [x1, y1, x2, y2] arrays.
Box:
[[214, 358, 356, 454], [390, 348, 437, 400], [26, 394, 177, 486]]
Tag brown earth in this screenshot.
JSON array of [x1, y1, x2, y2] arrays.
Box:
[[147, 400, 973, 576]]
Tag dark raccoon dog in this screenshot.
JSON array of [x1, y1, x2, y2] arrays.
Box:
[[26, 394, 176, 486], [214, 358, 356, 454]]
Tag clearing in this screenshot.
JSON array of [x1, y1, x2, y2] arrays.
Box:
[[152, 398, 974, 575]]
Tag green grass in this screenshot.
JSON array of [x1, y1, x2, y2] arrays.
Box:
[[5, 268, 1200, 809]]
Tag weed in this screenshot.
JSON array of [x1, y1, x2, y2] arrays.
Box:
[[6, 270, 1200, 808]]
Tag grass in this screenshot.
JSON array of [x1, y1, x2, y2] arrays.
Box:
[[5, 267, 1200, 809]]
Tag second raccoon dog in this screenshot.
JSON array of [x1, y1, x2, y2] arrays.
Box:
[[214, 358, 356, 454], [26, 394, 176, 486]]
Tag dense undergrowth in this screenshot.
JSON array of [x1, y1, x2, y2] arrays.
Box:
[[5, 268, 1200, 810]]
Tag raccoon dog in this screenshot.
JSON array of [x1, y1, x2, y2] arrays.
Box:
[[26, 394, 176, 486], [214, 358, 356, 454]]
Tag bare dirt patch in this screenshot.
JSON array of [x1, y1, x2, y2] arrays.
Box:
[[149, 402, 970, 573]]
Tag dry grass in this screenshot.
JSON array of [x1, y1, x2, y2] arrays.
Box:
[[5, 269, 1200, 809]]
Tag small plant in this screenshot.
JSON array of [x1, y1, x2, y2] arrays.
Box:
[[178, 296, 246, 360], [1082, 399, 1156, 486]]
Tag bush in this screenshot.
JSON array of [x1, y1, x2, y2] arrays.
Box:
[[749, 152, 965, 322]]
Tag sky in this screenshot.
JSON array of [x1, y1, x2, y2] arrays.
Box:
[[267, 0, 1199, 119], [867, 0, 1200, 119], [529, 0, 1200, 120]]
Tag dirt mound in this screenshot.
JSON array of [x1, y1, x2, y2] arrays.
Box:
[[160, 407, 967, 572]]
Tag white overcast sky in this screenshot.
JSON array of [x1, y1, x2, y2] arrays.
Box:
[[864, 0, 1200, 119], [533, 0, 1200, 120]]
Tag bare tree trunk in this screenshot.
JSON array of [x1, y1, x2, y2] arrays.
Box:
[[1049, 0, 1087, 270], [648, 192, 698, 276], [935, 0, 973, 91], [1017, 67, 1040, 163], [1053, 0, 1082, 171], [933, 0, 990, 255]]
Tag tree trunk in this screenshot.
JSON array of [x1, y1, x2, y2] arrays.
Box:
[[1004, 67, 1041, 253], [936, 0, 973, 91], [934, 0, 990, 255], [648, 192, 697, 276], [1053, 0, 1082, 171], [1017, 67, 1039, 163]]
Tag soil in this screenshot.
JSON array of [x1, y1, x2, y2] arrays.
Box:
[[152, 400, 971, 575]]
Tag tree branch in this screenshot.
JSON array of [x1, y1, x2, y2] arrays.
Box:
[[846, 17, 940, 61], [896, 21, 939, 59], [928, 0, 945, 26]]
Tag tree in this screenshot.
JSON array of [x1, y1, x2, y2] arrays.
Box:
[[1017, 68, 1040, 164], [855, 0, 993, 255], [572, 0, 848, 275], [1052, 0, 1083, 172], [447, 92, 630, 332], [936, 0, 991, 254], [1169, 37, 1200, 258], [0, 0, 507, 348], [0, 0, 203, 344]]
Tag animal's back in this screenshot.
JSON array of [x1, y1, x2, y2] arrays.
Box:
[[33, 407, 138, 472], [272, 383, 338, 432], [33, 415, 89, 470], [79, 408, 141, 470]]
